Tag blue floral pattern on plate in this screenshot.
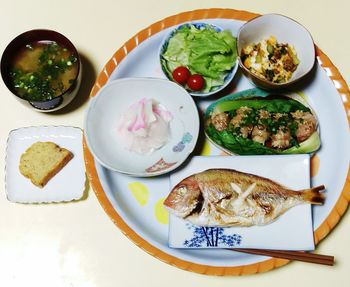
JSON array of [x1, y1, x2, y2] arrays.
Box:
[[183, 224, 242, 248], [173, 132, 193, 152]]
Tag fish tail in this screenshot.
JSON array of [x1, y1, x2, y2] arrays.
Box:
[[299, 185, 325, 205]]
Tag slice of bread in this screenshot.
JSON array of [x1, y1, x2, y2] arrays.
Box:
[[19, 141, 73, 188]]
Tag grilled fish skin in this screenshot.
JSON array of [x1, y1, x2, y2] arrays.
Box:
[[164, 169, 325, 227]]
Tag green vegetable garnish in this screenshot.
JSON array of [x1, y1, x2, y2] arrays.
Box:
[[213, 97, 310, 114]]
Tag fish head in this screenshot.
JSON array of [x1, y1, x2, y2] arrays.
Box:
[[163, 176, 203, 218]]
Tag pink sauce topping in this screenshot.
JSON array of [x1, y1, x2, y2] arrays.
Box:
[[117, 98, 173, 154]]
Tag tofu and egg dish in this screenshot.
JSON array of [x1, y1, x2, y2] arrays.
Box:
[[241, 36, 300, 83]]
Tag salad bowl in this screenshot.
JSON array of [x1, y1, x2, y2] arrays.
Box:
[[160, 22, 239, 97]]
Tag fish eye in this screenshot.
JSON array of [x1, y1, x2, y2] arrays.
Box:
[[176, 185, 188, 195]]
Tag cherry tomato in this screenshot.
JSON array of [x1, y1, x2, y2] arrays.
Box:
[[172, 66, 190, 85], [187, 74, 205, 91]]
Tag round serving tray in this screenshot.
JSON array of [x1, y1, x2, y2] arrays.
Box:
[[83, 8, 350, 275]]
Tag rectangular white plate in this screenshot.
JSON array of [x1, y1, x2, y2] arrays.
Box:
[[5, 126, 85, 203], [169, 155, 315, 250]]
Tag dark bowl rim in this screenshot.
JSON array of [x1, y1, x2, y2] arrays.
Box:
[[0, 28, 81, 103], [236, 13, 316, 88]]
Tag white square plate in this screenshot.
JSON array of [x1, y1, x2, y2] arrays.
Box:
[[169, 155, 315, 250], [5, 126, 85, 203]]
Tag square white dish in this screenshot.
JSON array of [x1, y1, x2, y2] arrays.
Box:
[[5, 126, 85, 203], [169, 155, 315, 250]]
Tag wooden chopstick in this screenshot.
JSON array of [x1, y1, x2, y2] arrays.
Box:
[[231, 248, 334, 266]]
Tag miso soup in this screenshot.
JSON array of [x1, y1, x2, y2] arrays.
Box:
[[10, 41, 78, 101]]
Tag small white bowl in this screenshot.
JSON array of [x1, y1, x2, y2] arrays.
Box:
[[84, 78, 200, 177], [237, 14, 315, 90], [160, 22, 239, 97]]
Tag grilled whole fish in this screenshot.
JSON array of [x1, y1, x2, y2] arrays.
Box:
[[164, 169, 325, 227]]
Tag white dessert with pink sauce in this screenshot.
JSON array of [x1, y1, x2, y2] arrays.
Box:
[[117, 98, 173, 155]]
